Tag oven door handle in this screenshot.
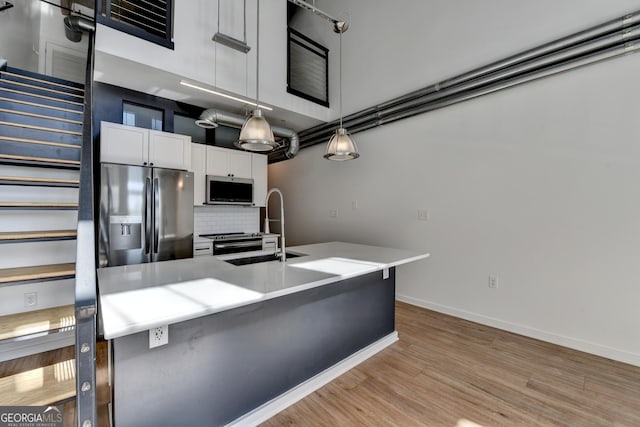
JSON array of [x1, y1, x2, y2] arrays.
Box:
[[215, 241, 261, 249]]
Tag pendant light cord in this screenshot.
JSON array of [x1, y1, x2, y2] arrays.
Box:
[[256, 0, 260, 109], [339, 30, 343, 128]]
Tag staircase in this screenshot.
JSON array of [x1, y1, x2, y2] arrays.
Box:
[[0, 66, 83, 409]]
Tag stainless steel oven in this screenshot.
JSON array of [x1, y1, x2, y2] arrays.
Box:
[[200, 233, 263, 255]]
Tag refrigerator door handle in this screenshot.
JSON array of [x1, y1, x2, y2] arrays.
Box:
[[145, 177, 151, 254], [154, 177, 160, 254]]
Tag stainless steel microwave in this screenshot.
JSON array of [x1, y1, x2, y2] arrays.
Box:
[[205, 175, 254, 205]]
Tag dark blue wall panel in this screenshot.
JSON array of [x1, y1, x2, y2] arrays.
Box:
[[112, 268, 396, 427]]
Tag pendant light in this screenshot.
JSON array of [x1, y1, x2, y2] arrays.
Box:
[[324, 22, 359, 161], [236, 0, 277, 152]]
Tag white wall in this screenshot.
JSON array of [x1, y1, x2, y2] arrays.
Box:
[[270, 0, 640, 366], [0, 0, 40, 70], [0, 166, 79, 315], [37, 2, 88, 82]]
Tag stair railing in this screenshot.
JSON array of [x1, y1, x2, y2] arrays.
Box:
[[74, 30, 97, 427]]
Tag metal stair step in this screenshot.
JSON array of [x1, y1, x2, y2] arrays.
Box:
[[0, 80, 84, 103], [0, 120, 82, 136], [0, 121, 82, 146], [0, 87, 83, 111], [0, 229, 77, 242], [0, 141, 80, 166], [0, 153, 80, 169], [0, 175, 79, 188], [0, 70, 84, 97], [0, 135, 82, 163], [0, 346, 76, 405], [0, 201, 78, 211], [0, 305, 75, 341], [0, 135, 80, 149], [0, 109, 83, 133], [0, 262, 75, 285], [0, 97, 83, 121], [6, 66, 84, 90]]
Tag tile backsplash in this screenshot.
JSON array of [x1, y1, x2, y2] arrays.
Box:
[[194, 206, 259, 236]]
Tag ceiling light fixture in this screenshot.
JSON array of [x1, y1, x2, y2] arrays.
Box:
[[235, 0, 277, 152], [324, 22, 359, 161], [180, 81, 273, 111]]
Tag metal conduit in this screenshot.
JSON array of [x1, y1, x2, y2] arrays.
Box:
[[197, 109, 300, 158], [281, 10, 640, 157]]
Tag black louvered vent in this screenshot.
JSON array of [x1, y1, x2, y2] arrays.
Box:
[[98, 0, 173, 49], [287, 28, 329, 107]]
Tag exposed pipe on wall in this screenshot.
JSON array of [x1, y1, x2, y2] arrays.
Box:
[[64, 15, 95, 42], [270, 10, 640, 162], [196, 109, 300, 158]]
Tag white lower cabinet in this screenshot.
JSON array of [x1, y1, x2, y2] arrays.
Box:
[[262, 235, 278, 252], [193, 241, 213, 257]]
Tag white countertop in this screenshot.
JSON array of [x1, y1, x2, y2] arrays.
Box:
[[98, 242, 429, 339]]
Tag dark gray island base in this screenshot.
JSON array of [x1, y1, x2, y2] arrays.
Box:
[[112, 268, 396, 426]]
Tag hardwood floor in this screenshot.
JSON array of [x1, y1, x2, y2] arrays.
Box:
[[262, 302, 640, 426]]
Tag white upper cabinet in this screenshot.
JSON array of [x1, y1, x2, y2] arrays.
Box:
[[206, 146, 252, 179], [100, 122, 148, 166], [149, 130, 192, 171], [191, 143, 207, 206], [100, 122, 191, 171], [252, 153, 268, 207], [228, 151, 252, 179]]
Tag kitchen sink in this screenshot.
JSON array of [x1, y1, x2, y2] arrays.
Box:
[[224, 252, 304, 266]]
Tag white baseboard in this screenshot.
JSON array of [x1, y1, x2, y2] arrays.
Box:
[[396, 294, 640, 368], [227, 332, 399, 427]]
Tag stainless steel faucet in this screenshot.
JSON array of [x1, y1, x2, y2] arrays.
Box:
[[264, 188, 286, 262]]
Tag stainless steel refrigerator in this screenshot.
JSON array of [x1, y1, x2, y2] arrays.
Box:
[[99, 163, 194, 267]]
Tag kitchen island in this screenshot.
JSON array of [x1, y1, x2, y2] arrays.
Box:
[[98, 242, 429, 426]]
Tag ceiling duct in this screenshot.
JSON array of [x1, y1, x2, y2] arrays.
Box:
[[196, 109, 299, 159]]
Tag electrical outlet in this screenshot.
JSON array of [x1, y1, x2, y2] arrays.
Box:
[[417, 210, 429, 221], [329, 209, 338, 218], [149, 325, 169, 348], [24, 292, 37, 308], [488, 275, 499, 289]]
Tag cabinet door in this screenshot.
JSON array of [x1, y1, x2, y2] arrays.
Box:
[[100, 121, 148, 166], [252, 153, 268, 207], [191, 144, 206, 206], [228, 151, 252, 179], [149, 131, 191, 170], [206, 146, 229, 176]]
